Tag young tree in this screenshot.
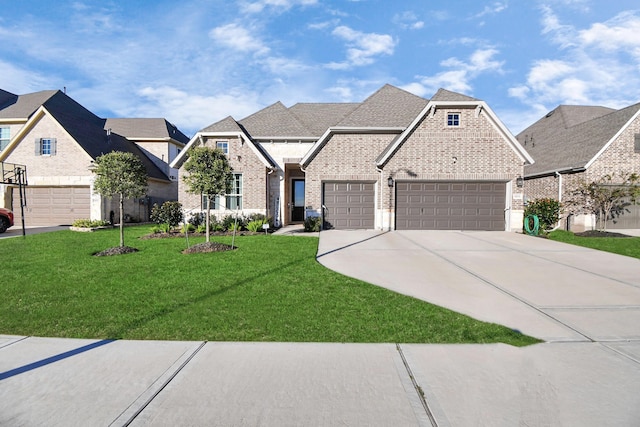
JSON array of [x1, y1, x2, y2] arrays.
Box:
[[92, 151, 148, 247], [182, 146, 233, 242], [565, 172, 640, 231]]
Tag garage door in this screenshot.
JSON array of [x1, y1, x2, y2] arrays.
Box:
[[606, 198, 640, 229], [396, 181, 506, 231], [323, 182, 375, 229], [12, 186, 90, 226]]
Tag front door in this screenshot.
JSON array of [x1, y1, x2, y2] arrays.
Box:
[[291, 179, 305, 222]]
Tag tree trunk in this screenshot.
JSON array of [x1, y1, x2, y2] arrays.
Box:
[[205, 196, 211, 243], [119, 194, 125, 247]]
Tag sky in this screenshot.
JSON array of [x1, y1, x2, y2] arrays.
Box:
[[1, 0, 640, 137]]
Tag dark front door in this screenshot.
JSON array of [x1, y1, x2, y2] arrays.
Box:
[[291, 179, 305, 222]]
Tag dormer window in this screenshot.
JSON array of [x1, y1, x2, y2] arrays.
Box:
[[447, 113, 460, 127], [216, 140, 229, 155]]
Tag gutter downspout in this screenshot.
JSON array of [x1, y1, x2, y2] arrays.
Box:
[[552, 171, 563, 231], [376, 166, 387, 231]]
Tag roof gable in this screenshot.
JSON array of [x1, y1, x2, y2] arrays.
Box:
[[201, 116, 244, 133], [376, 92, 534, 167], [337, 84, 428, 128]]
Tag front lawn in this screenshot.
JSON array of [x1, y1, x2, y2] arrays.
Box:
[[0, 227, 538, 346], [548, 230, 640, 259]]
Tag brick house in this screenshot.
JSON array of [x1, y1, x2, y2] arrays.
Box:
[[517, 103, 640, 231], [171, 84, 533, 231], [0, 89, 189, 226]]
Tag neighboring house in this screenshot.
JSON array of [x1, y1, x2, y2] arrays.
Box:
[[518, 103, 640, 231], [172, 84, 533, 231], [0, 89, 188, 226]]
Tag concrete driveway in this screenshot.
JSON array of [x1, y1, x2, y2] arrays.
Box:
[[318, 230, 640, 342]]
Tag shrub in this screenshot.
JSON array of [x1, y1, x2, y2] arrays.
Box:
[[221, 213, 245, 231], [150, 224, 170, 234], [150, 201, 183, 228], [304, 216, 322, 232], [72, 219, 110, 228], [247, 219, 267, 232], [182, 223, 196, 233], [524, 198, 562, 233]]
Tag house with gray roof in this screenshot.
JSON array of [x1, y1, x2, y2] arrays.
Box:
[[172, 84, 533, 231], [0, 89, 189, 226], [518, 103, 640, 230]]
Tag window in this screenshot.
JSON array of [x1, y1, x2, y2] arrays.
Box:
[[200, 174, 242, 210], [0, 127, 9, 151], [216, 140, 229, 155], [635, 133, 640, 153], [447, 113, 460, 127], [226, 174, 242, 210], [35, 138, 57, 156]]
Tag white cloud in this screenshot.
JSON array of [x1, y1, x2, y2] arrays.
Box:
[[0, 60, 53, 94], [411, 48, 504, 96], [473, 2, 508, 19], [509, 8, 640, 111], [239, 0, 317, 14], [326, 26, 396, 69], [393, 11, 425, 30], [209, 23, 270, 56], [134, 86, 261, 135]]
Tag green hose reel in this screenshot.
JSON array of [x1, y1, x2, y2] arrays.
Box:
[[524, 214, 540, 235]]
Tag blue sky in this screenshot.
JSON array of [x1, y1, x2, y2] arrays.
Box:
[[1, 0, 639, 136]]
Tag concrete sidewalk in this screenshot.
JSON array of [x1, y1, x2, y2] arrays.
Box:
[[2, 230, 640, 425]]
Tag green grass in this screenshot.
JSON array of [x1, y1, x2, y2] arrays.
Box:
[[548, 230, 640, 259], [0, 226, 539, 346]]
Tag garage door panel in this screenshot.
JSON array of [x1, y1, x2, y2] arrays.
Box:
[[323, 181, 375, 230], [12, 186, 90, 226], [396, 181, 505, 231]]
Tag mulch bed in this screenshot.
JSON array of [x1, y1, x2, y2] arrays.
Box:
[[182, 242, 236, 254], [93, 246, 140, 257], [574, 230, 632, 238]]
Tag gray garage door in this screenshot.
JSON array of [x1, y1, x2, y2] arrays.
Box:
[[606, 198, 640, 229], [323, 182, 375, 229], [396, 181, 506, 231], [12, 186, 90, 226]]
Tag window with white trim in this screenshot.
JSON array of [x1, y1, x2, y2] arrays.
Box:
[[200, 173, 242, 211], [0, 127, 9, 151], [35, 138, 56, 156], [216, 140, 229, 155], [226, 173, 242, 210], [447, 113, 460, 127]]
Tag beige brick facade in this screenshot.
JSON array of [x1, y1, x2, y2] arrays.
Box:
[[177, 136, 268, 219]]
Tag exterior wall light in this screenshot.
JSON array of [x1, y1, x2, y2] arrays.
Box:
[[387, 176, 394, 187], [516, 176, 524, 188]]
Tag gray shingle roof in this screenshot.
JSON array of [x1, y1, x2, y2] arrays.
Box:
[[430, 88, 479, 102], [40, 91, 169, 181], [521, 103, 640, 176], [238, 102, 314, 138], [104, 118, 189, 144], [0, 89, 18, 110], [337, 84, 428, 128], [201, 116, 245, 133], [0, 90, 58, 119], [289, 103, 359, 136]]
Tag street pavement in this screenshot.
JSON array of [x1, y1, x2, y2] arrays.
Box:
[[1, 229, 640, 426]]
